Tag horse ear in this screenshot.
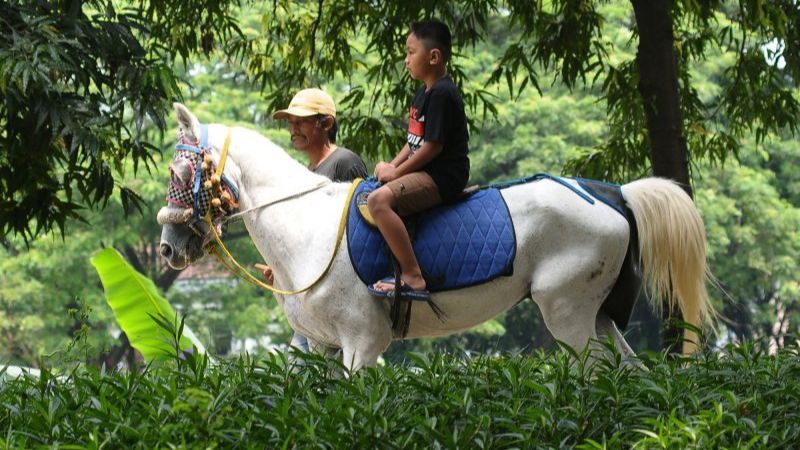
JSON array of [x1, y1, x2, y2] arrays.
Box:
[[173, 102, 201, 141]]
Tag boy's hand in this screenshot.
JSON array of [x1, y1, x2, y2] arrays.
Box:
[[374, 162, 397, 182], [254, 263, 274, 285]]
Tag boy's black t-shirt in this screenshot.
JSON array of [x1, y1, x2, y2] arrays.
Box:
[[406, 75, 470, 202]]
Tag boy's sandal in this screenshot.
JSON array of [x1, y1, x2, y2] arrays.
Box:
[[367, 277, 431, 301]]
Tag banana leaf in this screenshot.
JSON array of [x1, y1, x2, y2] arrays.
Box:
[[91, 248, 207, 361]]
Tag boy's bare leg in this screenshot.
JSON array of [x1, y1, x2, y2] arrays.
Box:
[[367, 186, 426, 291]]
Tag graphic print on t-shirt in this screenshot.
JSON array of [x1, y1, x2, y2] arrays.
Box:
[[407, 106, 425, 155]]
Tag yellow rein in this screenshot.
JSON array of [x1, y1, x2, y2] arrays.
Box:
[[203, 128, 361, 296]]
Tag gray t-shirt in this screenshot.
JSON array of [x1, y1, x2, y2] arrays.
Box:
[[310, 147, 368, 182]]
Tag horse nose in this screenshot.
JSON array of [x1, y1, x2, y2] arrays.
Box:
[[160, 243, 173, 259]]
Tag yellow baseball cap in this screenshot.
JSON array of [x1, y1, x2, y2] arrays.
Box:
[[272, 88, 336, 119]]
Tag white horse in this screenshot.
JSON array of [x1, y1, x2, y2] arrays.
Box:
[[158, 103, 712, 370]]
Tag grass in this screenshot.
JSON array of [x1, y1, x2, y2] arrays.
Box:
[[1, 342, 798, 449]]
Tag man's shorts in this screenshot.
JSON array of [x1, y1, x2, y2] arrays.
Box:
[[385, 172, 442, 216]]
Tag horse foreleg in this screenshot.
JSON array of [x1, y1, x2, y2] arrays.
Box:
[[284, 336, 348, 377], [287, 332, 343, 371]]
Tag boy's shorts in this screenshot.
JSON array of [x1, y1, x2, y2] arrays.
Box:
[[385, 172, 441, 216]]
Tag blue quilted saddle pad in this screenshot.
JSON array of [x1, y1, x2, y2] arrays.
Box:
[[346, 180, 516, 293]]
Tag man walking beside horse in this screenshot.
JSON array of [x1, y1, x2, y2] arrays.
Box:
[[256, 88, 368, 354]]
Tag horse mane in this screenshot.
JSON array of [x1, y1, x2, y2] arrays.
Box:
[[231, 126, 308, 170], [218, 125, 330, 190]]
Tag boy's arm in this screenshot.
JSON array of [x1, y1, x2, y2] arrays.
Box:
[[390, 144, 412, 167], [377, 141, 442, 182], [375, 144, 411, 180], [395, 141, 442, 176]]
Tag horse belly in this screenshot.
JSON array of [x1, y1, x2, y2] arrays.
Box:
[[404, 276, 531, 338]]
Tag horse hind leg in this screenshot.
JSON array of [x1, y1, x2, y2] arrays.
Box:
[[531, 255, 621, 356], [535, 296, 603, 355], [595, 311, 643, 368]]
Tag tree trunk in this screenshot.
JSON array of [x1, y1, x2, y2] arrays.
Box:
[[95, 332, 136, 370], [630, 0, 690, 353]]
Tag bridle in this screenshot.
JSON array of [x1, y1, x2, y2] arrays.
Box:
[[160, 124, 361, 295], [164, 125, 239, 242]]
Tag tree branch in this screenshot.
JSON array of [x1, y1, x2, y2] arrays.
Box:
[[310, 0, 324, 64]]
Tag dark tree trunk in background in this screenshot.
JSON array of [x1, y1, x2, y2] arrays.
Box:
[[95, 332, 138, 370], [631, 0, 690, 354]]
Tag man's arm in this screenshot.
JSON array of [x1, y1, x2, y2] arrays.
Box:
[[351, 154, 369, 179], [333, 152, 368, 181]]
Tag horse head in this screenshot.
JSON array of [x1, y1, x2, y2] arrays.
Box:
[[157, 102, 334, 273], [158, 103, 239, 269]]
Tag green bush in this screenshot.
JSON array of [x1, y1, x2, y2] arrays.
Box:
[[1, 343, 798, 448]]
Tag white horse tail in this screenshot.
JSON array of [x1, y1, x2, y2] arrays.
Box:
[[621, 177, 713, 354]]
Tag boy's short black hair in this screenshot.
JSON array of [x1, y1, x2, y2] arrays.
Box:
[[409, 19, 452, 64]]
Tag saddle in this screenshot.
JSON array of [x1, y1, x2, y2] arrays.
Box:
[[346, 180, 517, 294]]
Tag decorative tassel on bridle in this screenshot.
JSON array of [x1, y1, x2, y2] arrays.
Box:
[[160, 128, 239, 228]]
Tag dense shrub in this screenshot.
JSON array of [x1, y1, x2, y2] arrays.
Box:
[[1, 343, 798, 448]]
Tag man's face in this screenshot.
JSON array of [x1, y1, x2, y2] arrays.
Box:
[[287, 115, 324, 151]]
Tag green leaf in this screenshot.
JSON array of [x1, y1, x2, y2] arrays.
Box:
[[90, 248, 206, 361]]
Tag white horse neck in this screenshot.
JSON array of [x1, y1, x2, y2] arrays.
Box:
[[206, 124, 349, 290], [205, 124, 330, 200]]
